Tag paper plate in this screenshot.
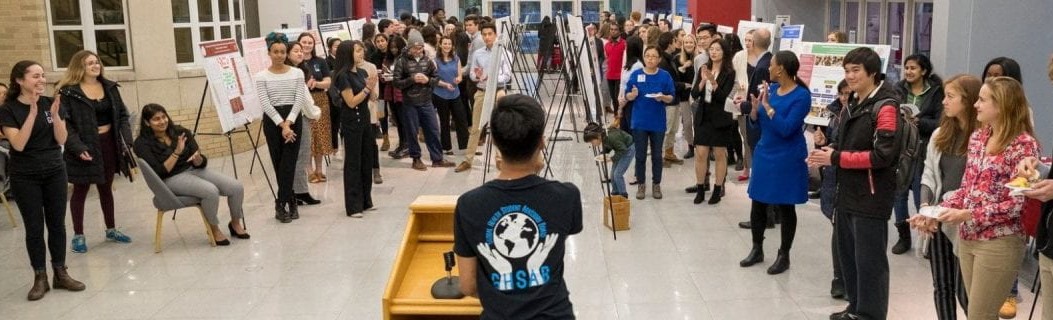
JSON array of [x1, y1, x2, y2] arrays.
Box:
[[918, 206, 946, 218], [1006, 184, 1033, 197], [644, 93, 661, 98]]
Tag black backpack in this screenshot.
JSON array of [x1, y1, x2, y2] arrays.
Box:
[[871, 98, 921, 194]]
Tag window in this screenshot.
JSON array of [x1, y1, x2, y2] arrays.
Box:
[[373, 0, 387, 18], [645, 0, 670, 14], [173, 0, 246, 65], [582, 1, 601, 24], [316, 0, 349, 23], [520, 1, 541, 30], [460, 0, 482, 18], [394, 0, 413, 18], [491, 2, 510, 19], [864, 1, 881, 44], [46, 0, 131, 68], [828, 0, 841, 34], [845, 1, 859, 43], [914, 2, 933, 57], [552, 1, 573, 18], [418, 0, 443, 16]]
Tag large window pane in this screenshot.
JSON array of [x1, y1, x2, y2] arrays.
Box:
[[173, 0, 191, 23], [221, 25, 231, 39], [198, 0, 213, 22], [675, 0, 688, 19], [234, 0, 241, 20], [92, 0, 124, 24], [646, 0, 671, 14], [460, 0, 481, 18], [829, 0, 841, 34], [519, 1, 540, 30], [845, 1, 859, 43], [914, 2, 933, 56], [885, 2, 905, 84], [394, 0, 412, 19], [374, 0, 388, 18], [552, 1, 572, 18], [609, 0, 630, 18], [219, 0, 230, 21], [95, 29, 129, 66], [50, 0, 82, 25], [582, 1, 601, 24], [418, 0, 443, 16], [174, 27, 193, 63], [201, 27, 215, 42], [53, 30, 84, 68], [491, 2, 510, 19], [864, 1, 880, 44]]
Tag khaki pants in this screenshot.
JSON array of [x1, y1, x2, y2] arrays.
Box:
[[737, 116, 752, 169], [679, 100, 694, 145], [463, 89, 506, 164], [663, 105, 679, 150], [1040, 255, 1053, 320], [959, 236, 1025, 320]]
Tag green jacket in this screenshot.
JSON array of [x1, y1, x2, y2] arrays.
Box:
[[602, 128, 634, 162]]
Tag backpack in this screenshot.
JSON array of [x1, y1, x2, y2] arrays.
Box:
[[871, 98, 921, 194]]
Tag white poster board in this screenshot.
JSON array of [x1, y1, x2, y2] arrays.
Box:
[[319, 21, 352, 45], [779, 25, 805, 52], [567, 14, 602, 121], [794, 42, 892, 126], [347, 19, 367, 41], [479, 18, 513, 128], [672, 15, 684, 30], [717, 25, 734, 34], [199, 39, 262, 133], [774, 15, 791, 33], [240, 37, 269, 77], [736, 21, 776, 43]]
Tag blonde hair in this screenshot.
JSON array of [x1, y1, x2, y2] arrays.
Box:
[[984, 76, 1035, 155], [57, 50, 102, 89], [933, 74, 981, 156]]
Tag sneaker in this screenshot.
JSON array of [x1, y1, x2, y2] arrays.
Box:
[[349, 213, 364, 218], [71, 235, 87, 253], [105, 229, 133, 243], [999, 296, 1017, 318]]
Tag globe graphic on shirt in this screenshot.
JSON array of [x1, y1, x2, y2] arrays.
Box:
[[492, 213, 540, 259]]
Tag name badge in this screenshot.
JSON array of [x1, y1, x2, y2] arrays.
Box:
[[637, 74, 646, 83]]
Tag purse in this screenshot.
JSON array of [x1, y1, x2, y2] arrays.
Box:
[[116, 132, 138, 182]]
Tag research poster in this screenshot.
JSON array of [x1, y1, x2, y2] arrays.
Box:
[[240, 37, 269, 76], [319, 21, 352, 44], [779, 25, 804, 52], [347, 19, 367, 41], [199, 39, 262, 133], [794, 42, 891, 126], [736, 21, 776, 45]]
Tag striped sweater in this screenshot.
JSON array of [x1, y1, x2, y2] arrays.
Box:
[[255, 67, 310, 125]]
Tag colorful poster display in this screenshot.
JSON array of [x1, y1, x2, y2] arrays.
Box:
[[199, 39, 262, 133], [794, 42, 892, 126], [319, 21, 352, 44], [779, 25, 805, 52]]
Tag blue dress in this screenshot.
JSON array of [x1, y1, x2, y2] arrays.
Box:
[[747, 83, 811, 205]]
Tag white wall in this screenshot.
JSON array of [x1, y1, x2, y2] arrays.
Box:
[[256, 0, 317, 35]]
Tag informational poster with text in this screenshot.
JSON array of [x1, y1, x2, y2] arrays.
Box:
[[794, 42, 891, 126], [200, 39, 262, 133]]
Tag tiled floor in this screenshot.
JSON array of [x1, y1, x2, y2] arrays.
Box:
[[0, 100, 1041, 319]]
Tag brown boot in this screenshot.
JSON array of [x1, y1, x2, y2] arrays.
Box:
[[411, 158, 428, 171], [52, 266, 85, 291], [27, 270, 49, 301], [454, 161, 472, 173], [663, 147, 682, 164], [380, 135, 390, 151]]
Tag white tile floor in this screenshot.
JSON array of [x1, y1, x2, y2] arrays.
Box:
[[0, 99, 1042, 319]]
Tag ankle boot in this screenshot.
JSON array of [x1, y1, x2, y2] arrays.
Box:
[[380, 134, 390, 151], [275, 201, 291, 223], [767, 251, 791, 274], [373, 168, 384, 184], [27, 270, 49, 301], [52, 266, 85, 291], [295, 193, 321, 205], [693, 185, 706, 204], [288, 200, 299, 220], [708, 185, 724, 204], [740, 243, 764, 267], [891, 221, 912, 254]]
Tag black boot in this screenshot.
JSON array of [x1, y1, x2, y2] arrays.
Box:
[[707, 185, 723, 204], [288, 200, 299, 220], [693, 185, 706, 204], [275, 201, 291, 223], [740, 243, 764, 267], [891, 221, 912, 254], [767, 251, 790, 274], [295, 193, 321, 205], [831, 278, 846, 299]]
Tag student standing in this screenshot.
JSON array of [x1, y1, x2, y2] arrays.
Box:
[[625, 46, 676, 200], [333, 41, 379, 217]]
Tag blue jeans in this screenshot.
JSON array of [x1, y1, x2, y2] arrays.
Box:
[[403, 103, 445, 163], [893, 164, 923, 222], [633, 129, 664, 185], [611, 144, 635, 195]]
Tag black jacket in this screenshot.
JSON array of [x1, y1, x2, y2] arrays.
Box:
[[897, 77, 944, 140], [692, 66, 736, 130], [133, 125, 208, 180], [1038, 158, 1053, 258], [659, 51, 681, 106], [742, 52, 773, 148], [830, 82, 904, 220], [59, 78, 133, 184], [392, 53, 439, 106]]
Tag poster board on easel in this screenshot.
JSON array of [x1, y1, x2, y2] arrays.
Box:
[[479, 17, 513, 128], [319, 21, 352, 43], [794, 42, 891, 126], [347, 19, 368, 41], [199, 38, 262, 133]]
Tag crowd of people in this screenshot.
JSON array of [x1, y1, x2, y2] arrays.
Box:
[[5, 6, 1053, 320]]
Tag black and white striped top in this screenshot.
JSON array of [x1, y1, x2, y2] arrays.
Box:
[[255, 67, 310, 125]]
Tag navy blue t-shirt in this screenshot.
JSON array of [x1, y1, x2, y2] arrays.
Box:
[[454, 175, 583, 319]]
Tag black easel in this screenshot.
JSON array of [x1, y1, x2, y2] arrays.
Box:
[[543, 14, 598, 178]]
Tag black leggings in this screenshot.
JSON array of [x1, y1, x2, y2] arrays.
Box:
[[433, 94, 470, 150], [11, 169, 68, 271], [262, 105, 302, 203], [607, 79, 620, 108], [750, 201, 798, 254]]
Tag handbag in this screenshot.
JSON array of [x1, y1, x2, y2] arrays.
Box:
[[116, 132, 138, 182]]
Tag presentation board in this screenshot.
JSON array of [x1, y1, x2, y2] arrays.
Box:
[[736, 21, 776, 44], [347, 19, 367, 41], [240, 37, 269, 76], [478, 17, 513, 128], [779, 25, 805, 52], [794, 42, 892, 126], [199, 39, 263, 133], [319, 21, 352, 45], [566, 14, 602, 122]]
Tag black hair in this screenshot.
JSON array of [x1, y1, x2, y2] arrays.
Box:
[[138, 103, 177, 141], [421, 25, 440, 48], [326, 37, 342, 58], [904, 53, 941, 83], [332, 41, 354, 82], [837, 79, 849, 91], [843, 46, 884, 83], [641, 18, 652, 26], [583, 122, 604, 142], [697, 24, 717, 36], [657, 32, 676, 52], [447, 17, 458, 24], [386, 35, 407, 61], [772, 50, 808, 89], [378, 19, 393, 34], [724, 33, 743, 55], [432, 8, 444, 16], [659, 19, 671, 28], [624, 36, 644, 71], [362, 22, 377, 45], [400, 12, 414, 23], [705, 39, 734, 77], [982, 57, 1023, 83], [479, 22, 496, 33], [5, 60, 39, 103], [491, 94, 546, 163]]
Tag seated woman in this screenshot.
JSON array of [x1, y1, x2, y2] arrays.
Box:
[[133, 103, 249, 245]]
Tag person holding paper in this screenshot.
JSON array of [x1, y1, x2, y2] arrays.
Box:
[[907, 74, 981, 320], [455, 22, 511, 173], [625, 46, 675, 200]]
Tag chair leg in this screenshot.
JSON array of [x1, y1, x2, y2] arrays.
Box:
[[197, 206, 216, 247], [154, 210, 164, 253], [0, 193, 16, 228]]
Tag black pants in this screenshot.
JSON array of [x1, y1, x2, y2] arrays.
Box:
[[433, 94, 470, 151], [343, 125, 375, 214], [749, 201, 797, 253], [11, 169, 68, 271], [931, 223, 968, 320], [729, 122, 743, 162], [831, 222, 846, 295], [262, 105, 302, 203], [390, 100, 408, 150], [330, 93, 341, 150], [836, 211, 890, 320], [607, 79, 620, 108]]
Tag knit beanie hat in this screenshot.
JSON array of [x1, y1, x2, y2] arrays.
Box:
[[407, 29, 425, 48]]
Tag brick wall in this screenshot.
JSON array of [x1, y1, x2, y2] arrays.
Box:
[[0, 0, 52, 82]]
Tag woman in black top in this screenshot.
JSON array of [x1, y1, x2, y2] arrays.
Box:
[[691, 39, 737, 205], [133, 104, 248, 246], [0, 60, 85, 301], [333, 41, 379, 217], [370, 33, 392, 151], [57, 50, 135, 253], [297, 33, 335, 184]]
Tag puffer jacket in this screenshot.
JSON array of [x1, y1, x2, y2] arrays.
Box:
[[830, 82, 904, 220], [59, 78, 133, 185], [392, 52, 439, 106]]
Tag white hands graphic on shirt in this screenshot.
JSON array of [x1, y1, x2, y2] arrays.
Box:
[[527, 233, 559, 272], [476, 243, 513, 275]]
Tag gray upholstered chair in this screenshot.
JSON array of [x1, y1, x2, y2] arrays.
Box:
[[138, 158, 216, 253]]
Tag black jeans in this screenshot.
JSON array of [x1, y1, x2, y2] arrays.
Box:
[[836, 211, 890, 320], [749, 201, 797, 253], [433, 94, 470, 151], [262, 105, 302, 203], [390, 100, 408, 150], [343, 125, 375, 214], [11, 168, 68, 271], [606, 79, 620, 108]]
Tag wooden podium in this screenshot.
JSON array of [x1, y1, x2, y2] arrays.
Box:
[[382, 195, 482, 320]]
